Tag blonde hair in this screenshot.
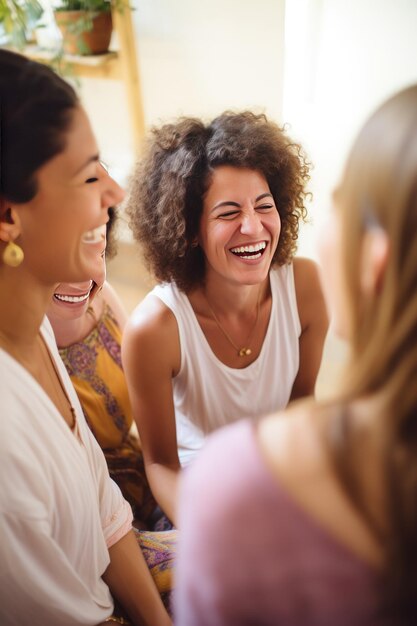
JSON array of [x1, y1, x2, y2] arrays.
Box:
[[331, 85, 417, 619]]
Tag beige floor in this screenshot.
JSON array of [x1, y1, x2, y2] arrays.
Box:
[[107, 242, 348, 400]]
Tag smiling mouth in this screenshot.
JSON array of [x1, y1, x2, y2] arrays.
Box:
[[230, 241, 267, 260], [54, 289, 91, 304]]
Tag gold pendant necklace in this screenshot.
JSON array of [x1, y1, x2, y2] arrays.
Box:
[[205, 291, 261, 357]]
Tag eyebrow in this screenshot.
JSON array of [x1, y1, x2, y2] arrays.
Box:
[[73, 154, 100, 176], [211, 192, 274, 213]]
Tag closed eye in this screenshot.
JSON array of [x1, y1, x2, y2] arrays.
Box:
[[218, 210, 240, 220], [85, 161, 109, 183], [255, 204, 274, 211]]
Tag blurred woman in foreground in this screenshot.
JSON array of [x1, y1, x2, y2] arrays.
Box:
[[176, 85, 417, 625]]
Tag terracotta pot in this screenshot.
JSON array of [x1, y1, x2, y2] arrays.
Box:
[[54, 10, 113, 55]]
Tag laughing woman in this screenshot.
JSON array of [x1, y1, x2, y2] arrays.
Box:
[[47, 209, 158, 530], [0, 50, 170, 625], [122, 112, 329, 526]]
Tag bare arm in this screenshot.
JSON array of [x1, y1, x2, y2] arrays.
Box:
[[291, 257, 329, 400], [103, 529, 171, 626], [122, 296, 181, 526]]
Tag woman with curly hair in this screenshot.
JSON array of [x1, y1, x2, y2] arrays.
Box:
[[122, 112, 328, 526]]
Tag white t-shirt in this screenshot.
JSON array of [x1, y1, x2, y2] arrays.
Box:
[[0, 318, 133, 626], [150, 264, 301, 466]]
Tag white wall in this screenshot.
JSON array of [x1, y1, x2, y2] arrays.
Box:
[[282, 0, 417, 389], [133, 0, 285, 123], [79, 0, 286, 182], [283, 0, 417, 257]]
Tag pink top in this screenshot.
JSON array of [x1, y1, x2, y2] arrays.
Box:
[[176, 419, 393, 626]]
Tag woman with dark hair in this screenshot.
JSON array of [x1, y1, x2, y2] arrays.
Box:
[[123, 112, 328, 526], [0, 50, 171, 625], [175, 86, 417, 624]]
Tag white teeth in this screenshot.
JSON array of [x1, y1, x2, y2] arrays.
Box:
[[54, 292, 90, 304], [82, 224, 106, 244], [230, 241, 266, 254]]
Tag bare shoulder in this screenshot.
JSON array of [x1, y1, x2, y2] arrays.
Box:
[[292, 255, 320, 277], [101, 281, 128, 329], [292, 256, 328, 330], [257, 404, 382, 566], [123, 294, 181, 377], [292, 256, 323, 301], [258, 401, 322, 483], [126, 293, 178, 338]]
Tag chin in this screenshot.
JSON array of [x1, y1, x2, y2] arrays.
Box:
[[237, 267, 270, 285], [51, 300, 90, 322]]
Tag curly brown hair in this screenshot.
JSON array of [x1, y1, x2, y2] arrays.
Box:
[[125, 111, 310, 291]]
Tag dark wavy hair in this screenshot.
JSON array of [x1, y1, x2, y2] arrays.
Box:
[[125, 111, 310, 291], [105, 206, 119, 260], [0, 49, 78, 203]]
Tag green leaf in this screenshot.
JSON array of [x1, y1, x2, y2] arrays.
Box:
[[0, 0, 44, 48]]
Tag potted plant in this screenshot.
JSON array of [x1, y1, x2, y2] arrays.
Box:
[[0, 0, 44, 48], [53, 0, 114, 55]]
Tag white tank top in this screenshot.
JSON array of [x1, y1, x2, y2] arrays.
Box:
[[150, 264, 301, 466]]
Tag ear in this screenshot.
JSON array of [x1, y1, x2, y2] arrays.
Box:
[[360, 227, 389, 296], [0, 199, 22, 243]]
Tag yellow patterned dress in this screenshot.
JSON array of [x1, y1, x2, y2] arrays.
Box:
[[59, 304, 176, 614]]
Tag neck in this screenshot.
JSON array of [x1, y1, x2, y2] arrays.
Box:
[[202, 274, 270, 315], [0, 268, 53, 356]]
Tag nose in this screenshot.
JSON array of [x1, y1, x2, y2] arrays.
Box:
[[240, 209, 263, 236], [101, 170, 125, 208]]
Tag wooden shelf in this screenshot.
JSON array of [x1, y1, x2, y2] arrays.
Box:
[[20, 44, 121, 79]]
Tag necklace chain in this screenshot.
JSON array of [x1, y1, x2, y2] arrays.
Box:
[[0, 330, 76, 427], [37, 334, 77, 428], [206, 292, 261, 357]]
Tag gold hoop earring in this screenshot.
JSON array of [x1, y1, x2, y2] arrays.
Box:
[[2, 241, 24, 267]]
